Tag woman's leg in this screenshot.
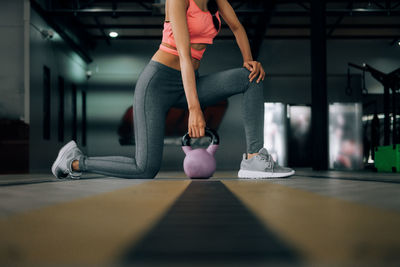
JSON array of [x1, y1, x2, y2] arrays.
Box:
[[171, 67, 295, 178], [79, 61, 182, 179], [174, 67, 264, 154]]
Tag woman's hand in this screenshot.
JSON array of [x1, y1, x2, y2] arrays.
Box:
[[188, 106, 206, 138], [243, 61, 266, 83]]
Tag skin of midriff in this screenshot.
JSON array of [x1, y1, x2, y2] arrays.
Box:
[[151, 42, 207, 71]]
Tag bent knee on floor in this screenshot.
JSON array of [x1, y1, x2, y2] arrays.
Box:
[[122, 165, 159, 179], [140, 165, 160, 179]]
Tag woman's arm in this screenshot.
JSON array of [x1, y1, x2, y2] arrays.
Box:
[[216, 0, 266, 83], [169, 0, 205, 138], [216, 0, 252, 62]]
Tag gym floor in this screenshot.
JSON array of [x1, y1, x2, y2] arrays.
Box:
[[1, 169, 400, 266]]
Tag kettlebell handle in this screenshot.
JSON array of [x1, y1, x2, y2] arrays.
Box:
[[182, 127, 220, 147]]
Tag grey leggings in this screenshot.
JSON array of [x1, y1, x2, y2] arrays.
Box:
[[79, 60, 264, 178]]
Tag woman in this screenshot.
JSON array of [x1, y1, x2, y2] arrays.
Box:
[[51, 0, 295, 179]]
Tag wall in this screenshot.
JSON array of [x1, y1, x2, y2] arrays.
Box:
[[86, 38, 399, 171], [0, 0, 25, 120], [29, 8, 88, 172]]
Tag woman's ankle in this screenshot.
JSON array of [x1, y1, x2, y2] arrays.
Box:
[[72, 160, 80, 171], [247, 153, 258, 159]]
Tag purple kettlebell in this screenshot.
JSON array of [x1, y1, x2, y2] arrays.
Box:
[[182, 127, 220, 179]]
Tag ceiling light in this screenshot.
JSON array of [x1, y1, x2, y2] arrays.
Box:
[[109, 31, 118, 38], [398, 40, 400, 46]]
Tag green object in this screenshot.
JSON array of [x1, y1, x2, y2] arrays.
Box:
[[374, 144, 400, 173]]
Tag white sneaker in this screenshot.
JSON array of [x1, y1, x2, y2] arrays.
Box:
[[238, 148, 295, 178], [51, 141, 83, 179]]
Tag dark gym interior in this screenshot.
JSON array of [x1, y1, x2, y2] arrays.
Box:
[[1, 0, 400, 266]]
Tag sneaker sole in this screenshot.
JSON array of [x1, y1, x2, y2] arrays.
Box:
[[238, 169, 295, 179], [51, 140, 77, 178]]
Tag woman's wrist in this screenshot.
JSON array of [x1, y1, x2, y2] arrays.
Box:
[[189, 104, 201, 111]]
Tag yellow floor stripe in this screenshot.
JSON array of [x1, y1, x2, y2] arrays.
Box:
[[0, 180, 190, 265], [223, 180, 400, 265]]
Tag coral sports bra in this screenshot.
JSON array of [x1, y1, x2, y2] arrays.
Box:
[[159, 0, 221, 60]]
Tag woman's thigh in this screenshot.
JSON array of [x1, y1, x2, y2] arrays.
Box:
[[173, 67, 251, 108], [133, 62, 184, 170]]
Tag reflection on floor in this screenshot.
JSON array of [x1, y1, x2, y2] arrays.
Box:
[[1, 169, 400, 266]]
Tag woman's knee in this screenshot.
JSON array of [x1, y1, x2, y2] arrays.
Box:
[[232, 67, 251, 82], [140, 163, 161, 179], [240, 71, 264, 94], [122, 162, 160, 179], [232, 68, 264, 89]]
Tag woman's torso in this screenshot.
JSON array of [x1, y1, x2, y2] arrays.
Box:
[[151, 0, 212, 71]]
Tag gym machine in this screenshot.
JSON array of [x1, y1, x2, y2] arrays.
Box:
[[349, 63, 400, 172]]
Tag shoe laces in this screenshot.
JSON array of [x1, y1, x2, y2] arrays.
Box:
[[256, 153, 274, 169]]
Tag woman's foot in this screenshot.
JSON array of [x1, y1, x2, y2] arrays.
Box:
[[238, 148, 295, 178], [51, 141, 83, 179]]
